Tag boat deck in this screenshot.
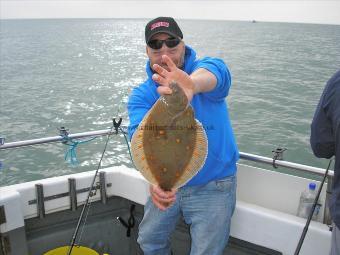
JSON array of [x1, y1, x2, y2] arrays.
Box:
[[23, 197, 282, 255]]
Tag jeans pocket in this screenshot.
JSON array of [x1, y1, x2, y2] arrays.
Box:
[[215, 175, 235, 192]]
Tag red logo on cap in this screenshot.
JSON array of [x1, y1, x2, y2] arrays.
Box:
[[151, 22, 169, 30]]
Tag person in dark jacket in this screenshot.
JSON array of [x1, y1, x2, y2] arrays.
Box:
[[128, 17, 239, 255], [311, 70, 340, 255]]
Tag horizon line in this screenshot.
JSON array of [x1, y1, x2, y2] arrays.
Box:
[[1, 17, 340, 26]]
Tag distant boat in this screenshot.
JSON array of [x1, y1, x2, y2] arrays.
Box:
[[252, 20, 257, 23]]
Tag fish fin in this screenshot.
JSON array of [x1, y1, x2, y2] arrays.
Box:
[[173, 119, 208, 189], [131, 110, 158, 186]]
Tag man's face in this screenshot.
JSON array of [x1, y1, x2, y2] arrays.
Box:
[[146, 33, 185, 72]]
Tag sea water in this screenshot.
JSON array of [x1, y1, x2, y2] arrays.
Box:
[[1, 19, 340, 186]]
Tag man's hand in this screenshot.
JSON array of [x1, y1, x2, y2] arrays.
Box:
[[149, 185, 177, 211], [152, 55, 195, 101]]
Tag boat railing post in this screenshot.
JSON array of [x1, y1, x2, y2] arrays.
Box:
[[35, 184, 45, 219], [69, 178, 77, 211], [324, 175, 333, 225], [0, 206, 6, 225], [99, 172, 107, 205]]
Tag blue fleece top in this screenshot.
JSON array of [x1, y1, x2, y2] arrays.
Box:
[[311, 70, 340, 229], [127, 46, 239, 186]]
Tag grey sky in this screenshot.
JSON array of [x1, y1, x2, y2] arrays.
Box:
[[1, 1, 340, 25]]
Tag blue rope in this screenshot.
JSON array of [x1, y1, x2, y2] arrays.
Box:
[[59, 119, 130, 167], [63, 137, 97, 166], [119, 127, 135, 168]]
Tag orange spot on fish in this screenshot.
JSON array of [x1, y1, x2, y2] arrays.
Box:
[[159, 130, 165, 135], [176, 138, 181, 143]]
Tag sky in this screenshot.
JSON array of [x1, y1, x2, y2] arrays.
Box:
[[1, 0, 340, 25]]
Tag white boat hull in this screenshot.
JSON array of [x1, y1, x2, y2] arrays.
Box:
[[0, 164, 331, 254]]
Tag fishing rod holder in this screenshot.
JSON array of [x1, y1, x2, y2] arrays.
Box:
[[35, 184, 45, 219], [0, 137, 5, 146], [69, 178, 77, 211], [272, 147, 287, 168], [58, 127, 69, 144], [29, 177, 111, 214], [324, 176, 333, 225], [113, 118, 122, 135], [99, 172, 107, 204]]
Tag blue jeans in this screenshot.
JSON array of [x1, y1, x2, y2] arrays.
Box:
[[138, 175, 237, 255]]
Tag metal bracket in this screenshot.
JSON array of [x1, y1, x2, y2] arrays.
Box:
[[58, 127, 69, 144], [99, 171, 107, 204], [0, 234, 10, 254], [28, 183, 112, 205], [272, 147, 287, 168], [0, 206, 6, 225], [69, 178, 77, 211], [113, 118, 122, 134], [36, 184, 45, 219]]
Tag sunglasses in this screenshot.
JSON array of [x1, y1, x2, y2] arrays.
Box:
[[147, 37, 181, 50]]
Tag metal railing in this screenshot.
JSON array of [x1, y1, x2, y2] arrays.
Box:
[[240, 152, 334, 178], [0, 129, 334, 224], [0, 129, 118, 150], [239, 152, 334, 224]]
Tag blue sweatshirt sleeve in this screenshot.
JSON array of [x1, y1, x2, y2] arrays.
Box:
[[127, 88, 151, 140], [310, 70, 340, 158], [192, 57, 231, 101]]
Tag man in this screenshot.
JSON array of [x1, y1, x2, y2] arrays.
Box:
[[310, 70, 340, 255], [128, 17, 239, 255]]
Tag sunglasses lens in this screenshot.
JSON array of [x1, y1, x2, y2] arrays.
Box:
[[165, 38, 181, 48], [148, 38, 181, 50], [148, 40, 163, 50]]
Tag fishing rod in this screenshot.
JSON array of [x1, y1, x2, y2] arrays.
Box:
[[67, 118, 122, 255], [294, 159, 333, 255], [65, 87, 132, 254]]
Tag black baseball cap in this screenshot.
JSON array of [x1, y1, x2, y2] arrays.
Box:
[[145, 17, 183, 43]]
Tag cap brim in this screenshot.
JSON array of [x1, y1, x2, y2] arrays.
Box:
[[146, 30, 180, 43]]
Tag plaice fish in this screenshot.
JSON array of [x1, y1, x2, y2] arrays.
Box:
[[131, 82, 208, 191]]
